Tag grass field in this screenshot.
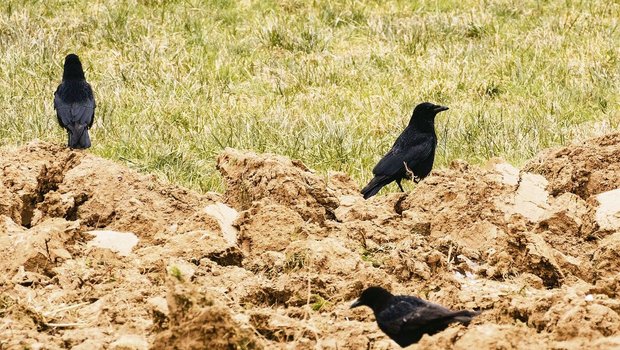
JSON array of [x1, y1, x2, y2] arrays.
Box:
[[0, 0, 618, 193]]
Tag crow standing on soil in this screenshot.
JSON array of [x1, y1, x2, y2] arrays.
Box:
[[54, 54, 96, 149], [351, 286, 479, 347], [361, 102, 448, 199]]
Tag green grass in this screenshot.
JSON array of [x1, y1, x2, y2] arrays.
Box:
[[168, 265, 183, 281], [0, 0, 618, 193]]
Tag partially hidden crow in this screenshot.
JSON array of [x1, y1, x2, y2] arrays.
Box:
[[54, 54, 96, 149], [351, 286, 479, 347], [361, 102, 448, 199]]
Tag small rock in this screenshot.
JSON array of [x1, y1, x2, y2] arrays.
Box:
[[86, 230, 139, 256], [232, 313, 250, 324], [204, 203, 239, 245], [502, 172, 550, 222], [147, 296, 169, 316], [148, 295, 170, 330], [487, 158, 519, 186], [595, 189, 620, 231], [338, 195, 359, 207]]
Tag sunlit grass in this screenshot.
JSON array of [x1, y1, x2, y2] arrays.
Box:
[[0, 0, 618, 193]]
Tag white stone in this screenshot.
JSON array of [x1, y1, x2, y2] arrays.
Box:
[[204, 203, 239, 245], [338, 195, 359, 207], [595, 189, 620, 231], [233, 313, 250, 324], [147, 296, 169, 316], [494, 162, 520, 186], [500, 172, 550, 222], [86, 231, 139, 256]]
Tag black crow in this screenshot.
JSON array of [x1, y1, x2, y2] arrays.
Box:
[[351, 286, 479, 347], [54, 54, 96, 149], [361, 102, 448, 199]]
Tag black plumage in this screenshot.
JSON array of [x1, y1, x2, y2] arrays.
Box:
[[54, 54, 96, 149], [351, 286, 479, 347], [361, 102, 448, 199]]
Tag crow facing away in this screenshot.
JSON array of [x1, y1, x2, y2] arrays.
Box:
[[54, 54, 96, 149], [361, 102, 448, 199], [351, 286, 479, 347]]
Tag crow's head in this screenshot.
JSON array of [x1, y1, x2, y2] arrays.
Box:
[[412, 102, 448, 119], [409, 102, 448, 129], [63, 54, 85, 80], [350, 286, 394, 312]]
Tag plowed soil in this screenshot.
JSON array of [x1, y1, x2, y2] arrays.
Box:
[[1, 134, 620, 349]]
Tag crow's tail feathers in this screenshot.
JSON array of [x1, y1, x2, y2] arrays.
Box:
[[361, 176, 391, 199], [67, 123, 91, 149]]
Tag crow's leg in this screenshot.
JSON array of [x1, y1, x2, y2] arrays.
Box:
[[396, 179, 405, 192], [403, 161, 414, 179]]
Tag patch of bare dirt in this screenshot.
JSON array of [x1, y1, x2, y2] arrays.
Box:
[[152, 280, 260, 350], [1, 134, 620, 349]]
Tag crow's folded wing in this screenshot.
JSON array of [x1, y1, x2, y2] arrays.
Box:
[[399, 303, 463, 330], [376, 299, 422, 334], [54, 93, 95, 128], [372, 135, 434, 177]]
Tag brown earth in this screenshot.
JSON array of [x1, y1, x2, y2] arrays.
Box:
[[1, 134, 620, 349]]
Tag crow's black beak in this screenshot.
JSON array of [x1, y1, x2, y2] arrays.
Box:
[[350, 299, 362, 308], [434, 105, 449, 113]]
